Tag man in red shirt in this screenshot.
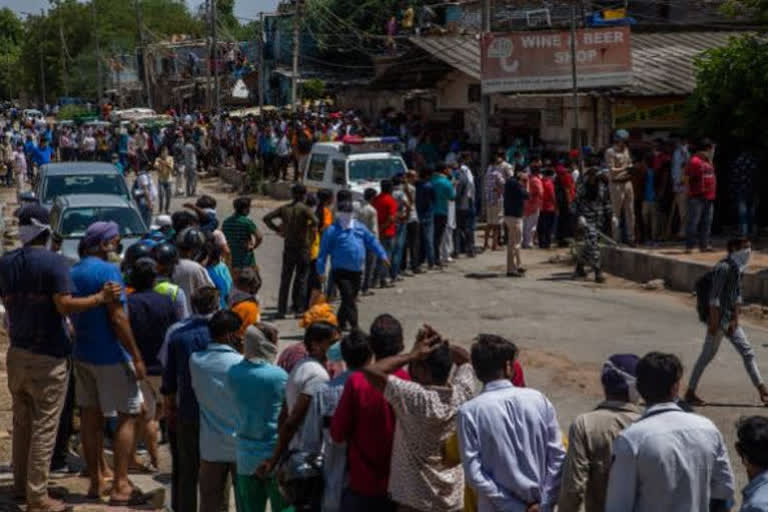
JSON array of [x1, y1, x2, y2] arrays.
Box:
[[685, 139, 717, 253], [538, 166, 557, 249], [331, 314, 408, 512], [371, 180, 398, 288]]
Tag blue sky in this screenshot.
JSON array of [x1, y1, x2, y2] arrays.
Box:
[[5, 0, 278, 22]]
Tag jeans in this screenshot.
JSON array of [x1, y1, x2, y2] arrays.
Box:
[[139, 201, 152, 229], [404, 220, 421, 271], [688, 326, 764, 391], [433, 214, 448, 265], [158, 180, 172, 213], [278, 249, 310, 316], [375, 236, 395, 286], [419, 215, 435, 267], [735, 192, 758, 237], [455, 208, 475, 256], [391, 223, 407, 279], [686, 198, 714, 250], [332, 269, 362, 330], [362, 250, 377, 292], [537, 211, 555, 248], [176, 419, 200, 512]]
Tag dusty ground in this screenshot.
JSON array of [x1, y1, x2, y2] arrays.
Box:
[[1, 175, 767, 510]]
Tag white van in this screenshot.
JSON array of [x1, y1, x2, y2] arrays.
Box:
[[303, 136, 408, 200]]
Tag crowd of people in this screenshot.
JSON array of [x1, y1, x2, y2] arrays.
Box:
[[2, 103, 768, 512], [2, 197, 768, 512]]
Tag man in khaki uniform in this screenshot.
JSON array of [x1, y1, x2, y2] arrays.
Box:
[[605, 130, 635, 245], [558, 354, 642, 512]]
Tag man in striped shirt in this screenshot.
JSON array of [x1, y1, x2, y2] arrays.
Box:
[[222, 197, 263, 278], [686, 238, 768, 406]]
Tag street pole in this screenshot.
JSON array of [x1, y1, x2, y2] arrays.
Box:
[[205, 0, 212, 110], [480, 0, 490, 176], [58, 2, 69, 97], [40, 9, 46, 106], [570, 3, 580, 152], [93, 0, 103, 104], [291, 0, 301, 112], [135, 0, 152, 108], [212, 0, 220, 111], [259, 11, 265, 113]]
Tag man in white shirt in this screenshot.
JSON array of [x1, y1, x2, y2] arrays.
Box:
[[605, 352, 735, 512], [458, 334, 565, 512]]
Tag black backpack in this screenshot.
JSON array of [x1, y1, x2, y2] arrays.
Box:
[[694, 258, 739, 323]]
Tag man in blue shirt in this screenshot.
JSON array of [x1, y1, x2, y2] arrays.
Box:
[[70, 221, 148, 505], [316, 200, 388, 331], [0, 206, 119, 512], [190, 310, 244, 512], [160, 286, 220, 512], [31, 138, 53, 168], [431, 164, 457, 267], [228, 325, 290, 512], [736, 416, 768, 512]]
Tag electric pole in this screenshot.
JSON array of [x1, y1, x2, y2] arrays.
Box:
[[205, 0, 212, 110], [570, 3, 580, 152], [93, 0, 103, 103], [212, 0, 220, 111], [291, 0, 301, 111], [480, 0, 491, 176], [259, 11, 265, 112], [135, 0, 151, 108], [40, 9, 46, 106], [58, 2, 69, 97]]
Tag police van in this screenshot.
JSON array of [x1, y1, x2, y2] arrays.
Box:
[[302, 136, 408, 200]]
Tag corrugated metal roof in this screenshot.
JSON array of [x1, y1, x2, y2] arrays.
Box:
[[409, 36, 481, 80], [624, 31, 753, 96], [409, 31, 753, 96]]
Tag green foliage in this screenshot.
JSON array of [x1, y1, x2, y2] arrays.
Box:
[[720, 0, 768, 23], [302, 78, 326, 100], [687, 35, 768, 147], [0, 8, 24, 99]]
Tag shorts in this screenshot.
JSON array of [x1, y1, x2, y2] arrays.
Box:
[[486, 204, 503, 225], [140, 376, 163, 420], [74, 360, 143, 416]]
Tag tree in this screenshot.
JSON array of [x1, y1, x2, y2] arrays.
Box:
[[687, 34, 768, 149], [721, 0, 768, 23], [0, 8, 23, 100]]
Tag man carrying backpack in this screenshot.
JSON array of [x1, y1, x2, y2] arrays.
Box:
[[686, 238, 768, 406]]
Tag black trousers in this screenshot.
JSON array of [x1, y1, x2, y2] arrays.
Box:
[[455, 208, 475, 256], [538, 211, 556, 248], [332, 269, 362, 330], [403, 220, 420, 271], [168, 427, 179, 512], [278, 249, 311, 315], [433, 214, 448, 265]]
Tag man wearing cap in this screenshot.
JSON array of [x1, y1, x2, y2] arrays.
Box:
[[70, 221, 148, 505], [316, 201, 388, 331], [558, 354, 642, 512], [0, 207, 120, 512], [605, 130, 635, 246], [263, 183, 318, 319]]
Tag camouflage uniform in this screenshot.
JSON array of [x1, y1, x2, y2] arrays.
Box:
[[572, 170, 612, 271]]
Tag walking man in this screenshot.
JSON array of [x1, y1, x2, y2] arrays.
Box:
[[0, 206, 119, 512], [686, 238, 768, 405], [316, 201, 388, 331], [263, 183, 318, 318]]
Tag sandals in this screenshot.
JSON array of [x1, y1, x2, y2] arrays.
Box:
[[26, 497, 72, 512], [108, 487, 149, 507]]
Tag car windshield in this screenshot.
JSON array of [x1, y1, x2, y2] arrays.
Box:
[[59, 207, 145, 238], [348, 158, 406, 182], [44, 175, 129, 203]]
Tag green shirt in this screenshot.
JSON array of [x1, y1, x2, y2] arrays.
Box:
[[222, 214, 260, 268]]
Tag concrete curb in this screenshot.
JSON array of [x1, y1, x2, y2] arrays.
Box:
[[601, 246, 768, 304]]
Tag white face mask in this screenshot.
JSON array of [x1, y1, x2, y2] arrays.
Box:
[[731, 248, 751, 271], [336, 211, 354, 229]]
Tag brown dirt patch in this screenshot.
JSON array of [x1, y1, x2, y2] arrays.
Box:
[[520, 347, 602, 397]]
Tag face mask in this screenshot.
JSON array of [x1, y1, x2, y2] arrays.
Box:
[[337, 211, 353, 229], [731, 248, 751, 271]]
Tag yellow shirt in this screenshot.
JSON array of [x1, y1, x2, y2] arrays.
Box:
[[155, 155, 174, 182]]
